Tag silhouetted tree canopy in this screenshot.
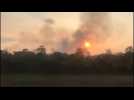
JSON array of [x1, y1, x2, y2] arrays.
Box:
[[1, 46, 133, 75]]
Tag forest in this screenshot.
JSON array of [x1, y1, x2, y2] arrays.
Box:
[[1, 46, 133, 75]]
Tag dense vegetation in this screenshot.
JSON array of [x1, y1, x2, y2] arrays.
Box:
[[1, 46, 133, 75]]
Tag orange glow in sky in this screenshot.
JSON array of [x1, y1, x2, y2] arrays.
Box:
[[1, 12, 133, 55], [84, 41, 91, 49]]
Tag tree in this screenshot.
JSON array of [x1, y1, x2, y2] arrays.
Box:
[[125, 46, 133, 53], [35, 45, 46, 55], [1, 49, 11, 55], [75, 48, 84, 57], [1, 46, 133, 75], [105, 49, 112, 55]]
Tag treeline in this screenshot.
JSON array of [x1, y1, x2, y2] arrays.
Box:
[[1, 46, 133, 75]]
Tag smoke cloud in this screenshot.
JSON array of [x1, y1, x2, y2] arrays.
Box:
[[39, 18, 71, 53], [37, 13, 113, 53], [44, 18, 55, 25], [3, 12, 132, 54], [59, 38, 70, 53], [73, 12, 111, 44]]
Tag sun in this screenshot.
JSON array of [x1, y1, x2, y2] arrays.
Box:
[[84, 41, 91, 48]]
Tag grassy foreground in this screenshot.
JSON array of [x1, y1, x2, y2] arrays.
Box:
[[1, 73, 133, 87]]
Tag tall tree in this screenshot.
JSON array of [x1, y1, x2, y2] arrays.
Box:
[[35, 45, 46, 55]]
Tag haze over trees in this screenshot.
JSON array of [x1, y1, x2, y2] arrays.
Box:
[[1, 46, 133, 75]]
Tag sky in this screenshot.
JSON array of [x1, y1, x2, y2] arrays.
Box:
[[1, 12, 133, 55]]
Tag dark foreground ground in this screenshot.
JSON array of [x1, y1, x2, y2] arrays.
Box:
[[1, 74, 133, 87]]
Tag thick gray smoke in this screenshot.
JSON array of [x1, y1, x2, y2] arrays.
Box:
[[73, 12, 111, 44], [59, 38, 70, 53], [16, 13, 112, 53], [44, 18, 55, 25], [39, 18, 71, 53]]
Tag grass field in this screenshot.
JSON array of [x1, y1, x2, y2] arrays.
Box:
[[1, 74, 133, 87]]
